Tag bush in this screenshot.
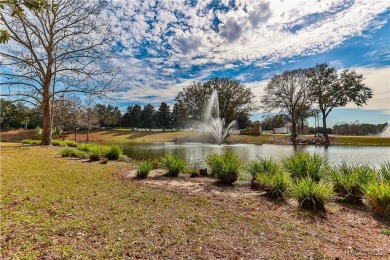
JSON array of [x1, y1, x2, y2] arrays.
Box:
[[88, 146, 106, 161], [289, 177, 333, 211], [161, 154, 187, 177], [378, 162, 390, 182], [77, 143, 93, 152], [105, 145, 123, 160], [364, 181, 390, 219], [206, 151, 242, 185], [60, 148, 87, 159], [282, 153, 327, 182], [247, 157, 280, 177], [137, 160, 153, 179], [330, 163, 377, 204], [21, 139, 41, 145], [63, 140, 78, 147], [256, 170, 291, 199]]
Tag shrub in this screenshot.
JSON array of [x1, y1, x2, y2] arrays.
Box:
[[206, 151, 242, 185], [63, 140, 78, 147], [330, 163, 377, 204], [51, 140, 63, 146], [364, 181, 390, 219], [21, 139, 41, 145], [88, 146, 106, 161], [161, 154, 187, 177], [105, 145, 123, 160], [60, 148, 87, 159], [256, 170, 291, 199], [282, 153, 327, 182], [289, 177, 333, 211], [247, 157, 280, 177], [377, 162, 390, 182], [137, 160, 153, 179], [77, 143, 93, 152]]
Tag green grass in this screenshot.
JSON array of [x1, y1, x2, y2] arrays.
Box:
[[21, 139, 41, 145], [364, 181, 390, 219], [105, 145, 123, 160], [378, 162, 390, 182], [282, 153, 327, 182], [256, 170, 291, 199], [289, 177, 334, 211], [206, 151, 242, 185], [160, 154, 187, 177], [246, 157, 280, 178], [60, 148, 87, 159], [137, 160, 153, 178], [1, 145, 389, 258], [330, 163, 377, 204]]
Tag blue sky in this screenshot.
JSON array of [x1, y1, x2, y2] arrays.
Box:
[[88, 1, 389, 126]]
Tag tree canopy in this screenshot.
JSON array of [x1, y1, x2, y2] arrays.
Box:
[[308, 63, 373, 143], [1, 0, 118, 144], [175, 78, 256, 126]]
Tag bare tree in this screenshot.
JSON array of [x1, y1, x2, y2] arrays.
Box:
[[1, 0, 119, 145], [80, 96, 99, 142], [261, 69, 312, 144]]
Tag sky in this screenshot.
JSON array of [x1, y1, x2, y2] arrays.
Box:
[[9, 0, 390, 127], [102, 0, 390, 127]]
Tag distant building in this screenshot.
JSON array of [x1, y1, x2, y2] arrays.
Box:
[[273, 122, 309, 134], [240, 121, 262, 135]]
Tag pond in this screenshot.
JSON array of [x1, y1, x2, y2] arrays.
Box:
[[110, 142, 390, 168]]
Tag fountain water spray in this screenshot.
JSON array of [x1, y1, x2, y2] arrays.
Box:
[[381, 121, 390, 137], [201, 90, 237, 144]]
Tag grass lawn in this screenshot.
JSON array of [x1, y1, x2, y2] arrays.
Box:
[[1, 144, 389, 258]]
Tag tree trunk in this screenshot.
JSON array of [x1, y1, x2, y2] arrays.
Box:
[[87, 128, 90, 142], [322, 115, 330, 144], [74, 128, 77, 140], [291, 122, 298, 145], [41, 85, 52, 145]]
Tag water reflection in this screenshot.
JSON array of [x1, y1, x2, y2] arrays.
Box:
[[115, 142, 390, 168]]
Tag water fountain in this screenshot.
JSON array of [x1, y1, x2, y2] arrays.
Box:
[[381, 121, 390, 137], [200, 90, 237, 145]]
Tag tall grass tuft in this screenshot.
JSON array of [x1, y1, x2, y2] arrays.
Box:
[[105, 145, 123, 160], [206, 151, 242, 185], [60, 148, 87, 159], [88, 146, 106, 161], [289, 177, 333, 211], [282, 153, 327, 182], [21, 139, 41, 145], [137, 160, 153, 179], [161, 154, 187, 177], [256, 170, 291, 199], [247, 157, 280, 177], [364, 181, 390, 219], [330, 163, 377, 204], [377, 162, 390, 182]]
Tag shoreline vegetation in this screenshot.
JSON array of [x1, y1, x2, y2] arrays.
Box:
[[1, 128, 390, 146], [1, 143, 389, 258]]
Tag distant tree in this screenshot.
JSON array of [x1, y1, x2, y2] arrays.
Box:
[[121, 106, 133, 128], [261, 69, 312, 144], [261, 114, 287, 131], [94, 104, 122, 128], [52, 95, 76, 140], [81, 98, 100, 141], [175, 78, 256, 124], [0, 99, 28, 129], [171, 103, 187, 131], [140, 104, 155, 131], [130, 105, 142, 131], [1, 0, 118, 145], [156, 102, 171, 131], [308, 64, 373, 143], [236, 111, 252, 129]]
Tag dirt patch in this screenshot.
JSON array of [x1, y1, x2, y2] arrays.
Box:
[[0, 129, 38, 142]]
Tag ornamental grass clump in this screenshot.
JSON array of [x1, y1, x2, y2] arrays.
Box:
[[377, 162, 390, 182], [60, 148, 87, 159], [282, 153, 327, 182], [364, 181, 390, 219], [247, 157, 280, 177], [330, 163, 377, 204], [289, 177, 333, 211], [206, 151, 242, 185], [161, 154, 187, 177], [105, 145, 123, 160], [21, 139, 41, 145], [256, 170, 291, 199], [137, 160, 153, 179], [88, 145, 107, 161]]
